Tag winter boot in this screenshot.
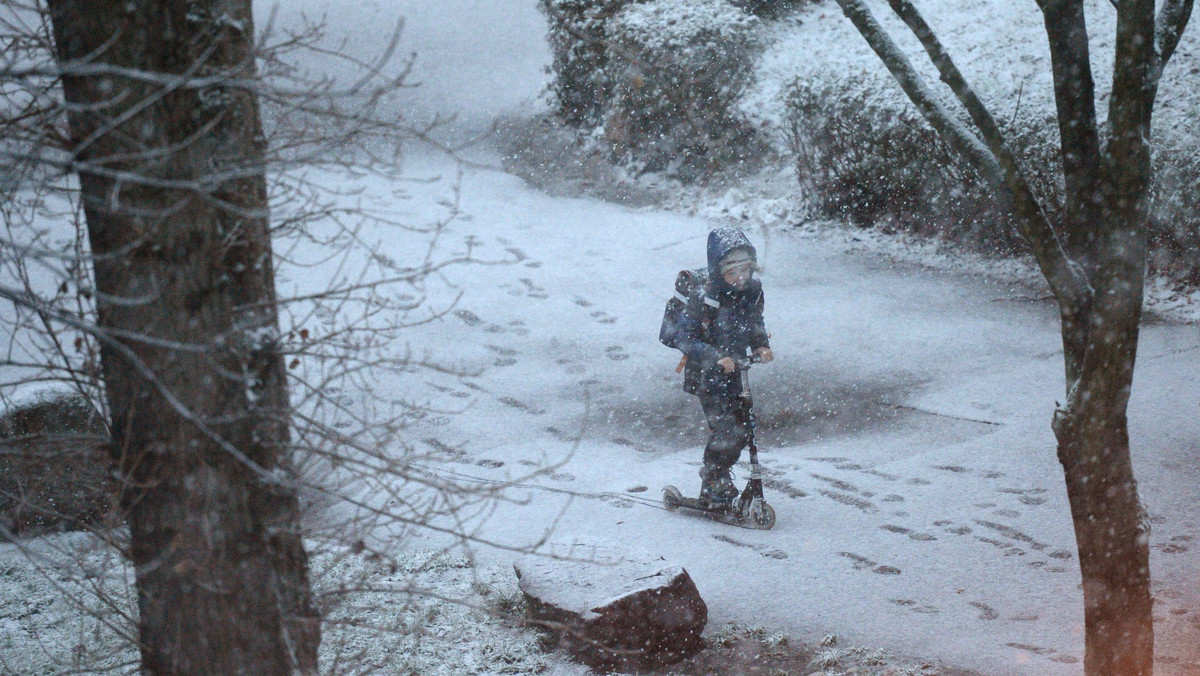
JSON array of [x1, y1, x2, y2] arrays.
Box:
[[699, 464, 738, 507]]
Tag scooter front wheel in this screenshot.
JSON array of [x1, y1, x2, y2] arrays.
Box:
[[750, 502, 775, 530]]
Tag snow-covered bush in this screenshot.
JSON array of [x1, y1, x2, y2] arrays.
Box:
[[1149, 148, 1200, 285], [784, 70, 1200, 269], [728, 0, 810, 19], [604, 0, 768, 179], [0, 392, 113, 539], [539, 0, 636, 125], [783, 74, 1040, 255]]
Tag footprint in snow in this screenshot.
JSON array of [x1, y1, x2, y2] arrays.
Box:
[[880, 524, 937, 542], [761, 476, 807, 499], [838, 552, 901, 575], [453, 309, 482, 326], [519, 278, 549, 300], [487, 345, 519, 367], [890, 598, 936, 613], [499, 396, 545, 415], [602, 496, 634, 509], [810, 474, 864, 495], [605, 345, 629, 361], [1007, 643, 1056, 656], [712, 534, 790, 560], [975, 519, 1048, 551], [1156, 534, 1192, 554], [819, 489, 878, 514], [969, 601, 1000, 620], [555, 358, 587, 374]]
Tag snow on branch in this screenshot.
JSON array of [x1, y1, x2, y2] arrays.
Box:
[[1156, 0, 1195, 69], [883, 0, 1049, 217], [831, 0, 999, 183], [833, 0, 1090, 309]]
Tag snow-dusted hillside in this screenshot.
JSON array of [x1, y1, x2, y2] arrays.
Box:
[[749, 0, 1200, 151]]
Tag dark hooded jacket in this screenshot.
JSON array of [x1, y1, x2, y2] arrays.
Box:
[[676, 227, 770, 396]]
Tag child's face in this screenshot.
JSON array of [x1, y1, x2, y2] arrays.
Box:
[[722, 262, 753, 289]]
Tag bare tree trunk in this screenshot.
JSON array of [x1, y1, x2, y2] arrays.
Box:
[[1050, 3, 1158, 672], [1055, 341, 1152, 676], [45, 0, 320, 672], [832, 0, 1194, 672]]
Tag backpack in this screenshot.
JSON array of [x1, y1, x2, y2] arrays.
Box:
[[660, 268, 714, 395], [659, 268, 710, 350]]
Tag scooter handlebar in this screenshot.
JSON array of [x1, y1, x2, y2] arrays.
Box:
[[732, 354, 763, 371]]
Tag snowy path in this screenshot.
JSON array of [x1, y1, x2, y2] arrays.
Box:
[[313, 151, 1200, 676]]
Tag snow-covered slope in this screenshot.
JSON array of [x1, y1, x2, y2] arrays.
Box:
[[749, 0, 1200, 150]]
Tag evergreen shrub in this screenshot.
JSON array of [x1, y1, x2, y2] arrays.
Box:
[[783, 75, 1045, 255], [605, 0, 767, 179], [728, 0, 811, 19], [538, 0, 636, 126]]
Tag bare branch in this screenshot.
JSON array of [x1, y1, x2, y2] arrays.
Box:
[[1035, 0, 1103, 264], [835, 0, 1089, 309], [1156, 0, 1195, 71]]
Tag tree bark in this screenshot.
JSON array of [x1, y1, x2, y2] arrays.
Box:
[[1050, 2, 1160, 673], [1038, 0, 1103, 268], [1054, 321, 1151, 675], [833, 0, 1195, 673], [45, 1, 320, 673]]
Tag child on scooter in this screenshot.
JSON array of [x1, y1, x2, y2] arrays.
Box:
[[674, 227, 773, 506]]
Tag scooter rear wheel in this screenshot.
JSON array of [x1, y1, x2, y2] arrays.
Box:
[[662, 485, 684, 511]]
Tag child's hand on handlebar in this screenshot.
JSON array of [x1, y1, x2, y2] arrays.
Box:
[[717, 357, 736, 373], [754, 347, 774, 363]]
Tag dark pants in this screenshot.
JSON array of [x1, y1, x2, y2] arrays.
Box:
[[700, 390, 752, 470]]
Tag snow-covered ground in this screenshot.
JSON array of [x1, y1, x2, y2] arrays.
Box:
[[5, 1, 1200, 675], [355, 148, 1200, 675]]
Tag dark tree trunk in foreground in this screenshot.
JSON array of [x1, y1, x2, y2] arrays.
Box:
[[46, 0, 320, 672], [833, 0, 1193, 673]]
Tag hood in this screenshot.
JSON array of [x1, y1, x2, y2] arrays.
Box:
[[706, 227, 757, 279]]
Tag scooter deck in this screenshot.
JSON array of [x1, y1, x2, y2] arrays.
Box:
[[662, 485, 775, 530]]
